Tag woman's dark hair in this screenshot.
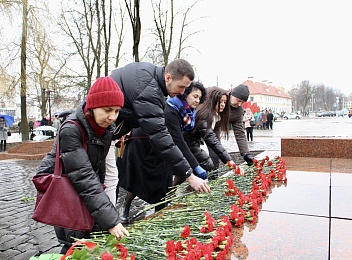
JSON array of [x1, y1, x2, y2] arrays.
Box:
[[178, 81, 207, 104], [194, 86, 230, 138]]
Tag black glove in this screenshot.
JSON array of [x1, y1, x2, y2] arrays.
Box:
[[243, 153, 254, 166]]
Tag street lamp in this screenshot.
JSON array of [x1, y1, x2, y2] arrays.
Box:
[[46, 90, 54, 125]]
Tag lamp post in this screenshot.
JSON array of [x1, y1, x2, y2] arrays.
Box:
[[335, 97, 340, 117], [46, 90, 53, 126]]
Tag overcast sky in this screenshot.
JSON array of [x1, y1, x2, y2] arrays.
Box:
[[1, 0, 351, 96], [186, 0, 352, 95]]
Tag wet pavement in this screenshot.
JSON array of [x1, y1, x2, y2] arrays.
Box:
[[1, 116, 351, 259]]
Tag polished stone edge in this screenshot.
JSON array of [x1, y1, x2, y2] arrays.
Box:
[[281, 138, 352, 159]]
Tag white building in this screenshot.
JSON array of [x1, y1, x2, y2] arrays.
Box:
[[242, 80, 292, 114]]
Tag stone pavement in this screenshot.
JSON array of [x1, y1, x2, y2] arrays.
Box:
[[0, 132, 275, 260], [0, 160, 61, 260]]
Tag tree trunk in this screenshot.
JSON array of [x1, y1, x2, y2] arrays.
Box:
[[20, 0, 29, 141]]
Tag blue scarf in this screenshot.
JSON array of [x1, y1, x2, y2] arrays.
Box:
[[166, 96, 196, 132]]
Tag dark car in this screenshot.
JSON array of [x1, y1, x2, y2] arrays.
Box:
[[316, 111, 334, 117]]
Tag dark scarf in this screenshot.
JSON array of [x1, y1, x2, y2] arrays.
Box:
[[83, 107, 107, 138], [166, 96, 196, 132]]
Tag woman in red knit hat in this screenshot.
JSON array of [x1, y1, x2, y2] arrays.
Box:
[[35, 76, 129, 254]]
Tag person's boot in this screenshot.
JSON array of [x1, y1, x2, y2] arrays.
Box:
[[118, 200, 130, 223]]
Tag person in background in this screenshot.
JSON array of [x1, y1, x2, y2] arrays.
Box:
[[257, 111, 263, 130], [18, 121, 21, 134], [261, 109, 268, 130], [183, 86, 236, 179], [110, 59, 210, 220], [40, 116, 49, 126], [29, 120, 34, 132], [34, 120, 40, 129], [117, 82, 208, 222], [53, 115, 61, 131], [36, 76, 129, 254], [0, 116, 9, 152], [243, 107, 254, 142], [229, 84, 255, 166], [267, 109, 274, 130]]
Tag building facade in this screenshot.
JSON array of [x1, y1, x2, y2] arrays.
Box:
[[241, 80, 292, 114]]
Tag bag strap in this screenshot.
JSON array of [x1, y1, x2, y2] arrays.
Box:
[[54, 120, 87, 177]]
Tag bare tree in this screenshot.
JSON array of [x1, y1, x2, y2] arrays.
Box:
[[101, 0, 112, 75], [175, 1, 201, 59], [151, 0, 201, 66], [114, 2, 127, 68], [60, 2, 96, 92], [151, 0, 173, 66], [0, 0, 30, 140], [27, 21, 68, 121], [20, 0, 29, 140], [59, 0, 117, 92], [125, 0, 141, 62], [289, 81, 347, 113]]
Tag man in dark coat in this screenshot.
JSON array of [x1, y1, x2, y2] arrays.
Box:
[[110, 59, 211, 220], [229, 84, 255, 166], [267, 109, 274, 130]]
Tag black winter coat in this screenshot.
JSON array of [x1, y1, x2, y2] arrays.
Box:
[[110, 62, 191, 177], [164, 105, 199, 169], [118, 104, 199, 204], [183, 115, 231, 171], [36, 102, 119, 244]]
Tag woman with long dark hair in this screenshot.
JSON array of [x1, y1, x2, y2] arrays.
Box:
[[183, 86, 235, 177]]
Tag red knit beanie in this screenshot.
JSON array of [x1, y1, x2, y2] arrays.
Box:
[[86, 76, 124, 109]]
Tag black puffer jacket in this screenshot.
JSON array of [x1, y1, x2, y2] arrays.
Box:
[[36, 102, 119, 231], [183, 116, 231, 171], [110, 62, 191, 177], [164, 105, 199, 169]]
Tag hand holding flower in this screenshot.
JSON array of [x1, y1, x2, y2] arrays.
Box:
[[109, 223, 130, 239], [187, 174, 211, 193]]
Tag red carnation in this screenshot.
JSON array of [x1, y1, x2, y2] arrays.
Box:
[[180, 225, 191, 238], [101, 252, 114, 260]]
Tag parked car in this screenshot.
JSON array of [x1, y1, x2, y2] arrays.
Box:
[[283, 112, 301, 120], [336, 109, 348, 117], [316, 111, 334, 117], [31, 126, 57, 141]]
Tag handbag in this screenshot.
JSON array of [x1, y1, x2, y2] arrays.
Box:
[[32, 120, 94, 232], [7, 131, 11, 136], [250, 120, 256, 127]]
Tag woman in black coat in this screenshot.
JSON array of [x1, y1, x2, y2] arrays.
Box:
[[183, 87, 235, 175], [35, 77, 129, 253], [118, 82, 208, 222]]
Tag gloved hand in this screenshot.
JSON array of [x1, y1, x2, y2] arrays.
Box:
[[193, 165, 208, 180], [243, 153, 254, 166]]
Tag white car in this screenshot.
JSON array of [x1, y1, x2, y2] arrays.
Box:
[[32, 126, 57, 141], [283, 112, 301, 120]]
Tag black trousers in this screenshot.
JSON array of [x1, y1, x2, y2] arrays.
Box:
[[246, 127, 253, 141]]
